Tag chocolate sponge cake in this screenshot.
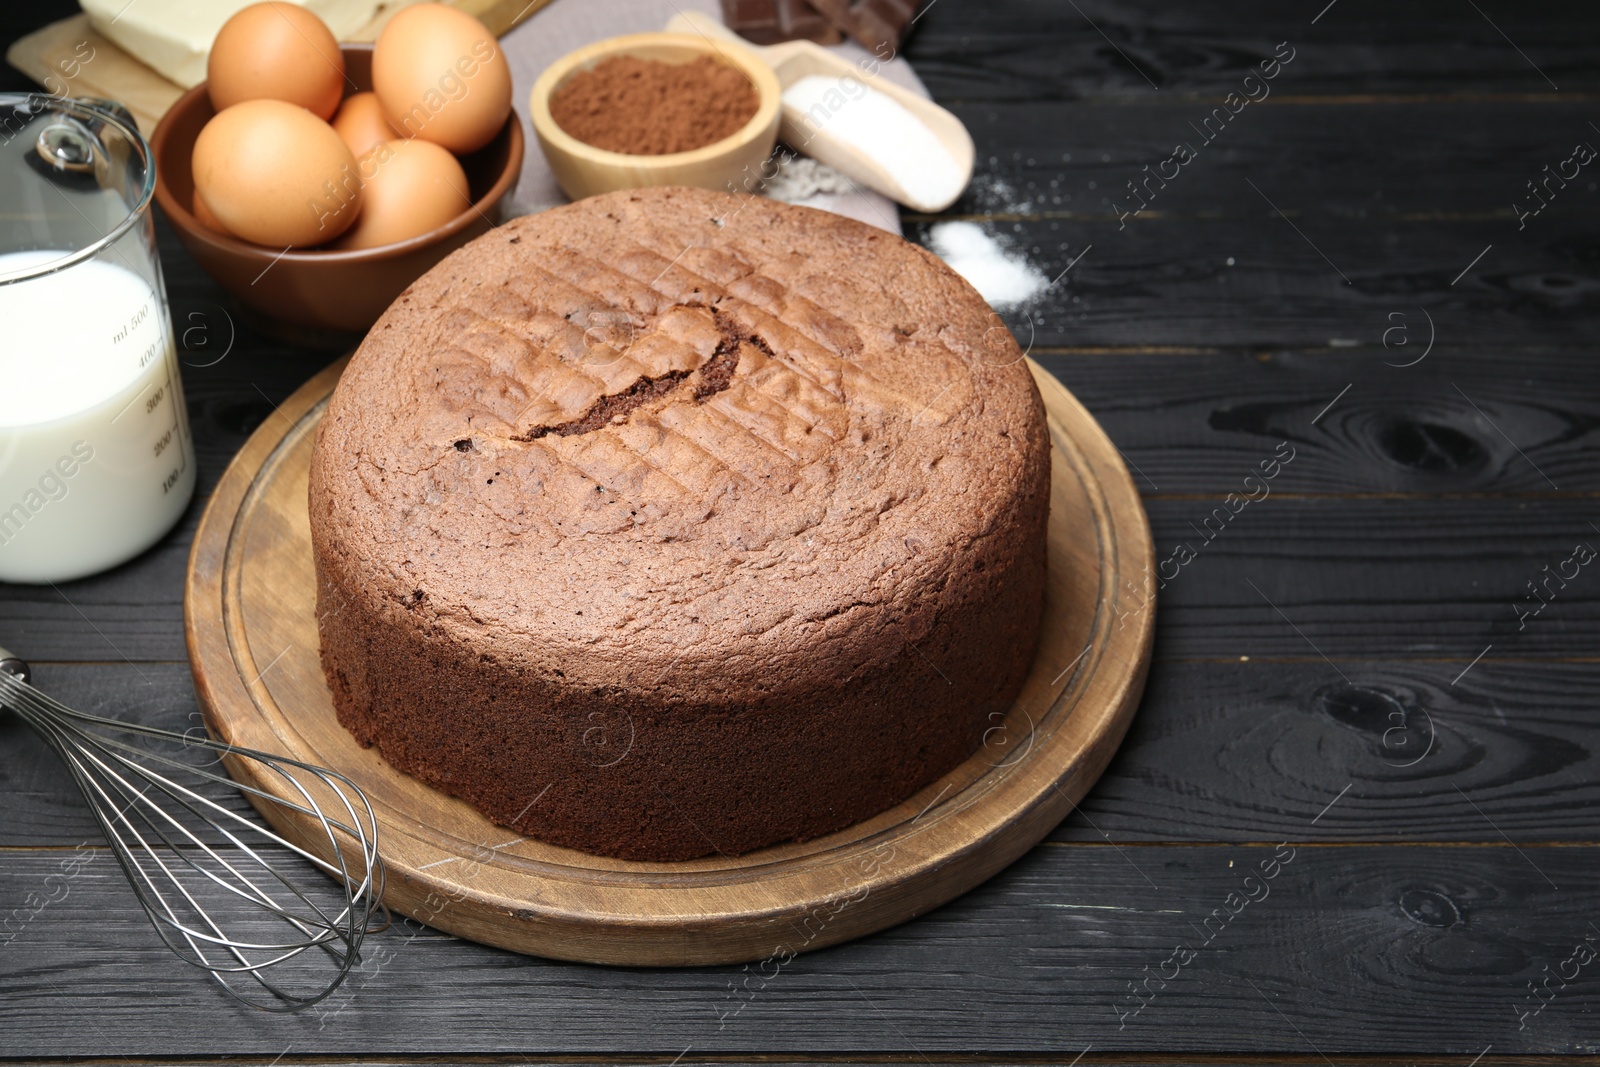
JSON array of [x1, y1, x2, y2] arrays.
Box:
[[308, 187, 1049, 861]]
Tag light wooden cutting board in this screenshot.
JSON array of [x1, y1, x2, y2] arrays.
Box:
[[183, 355, 1156, 965], [6, 0, 552, 135]]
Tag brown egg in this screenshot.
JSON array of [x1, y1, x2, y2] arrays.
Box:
[[193, 99, 361, 247], [331, 91, 399, 158], [373, 4, 511, 154], [207, 2, 346, 121], [192, 190, 231, 235], [334, 138, 473, 250]]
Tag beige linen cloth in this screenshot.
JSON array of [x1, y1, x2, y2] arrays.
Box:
[[500, 0, 928, 233]]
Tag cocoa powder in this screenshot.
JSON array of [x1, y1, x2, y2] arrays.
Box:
[[550, 55, 759, 155]]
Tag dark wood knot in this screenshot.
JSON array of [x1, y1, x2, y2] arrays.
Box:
[[1398, 887, 1461, 928], [1373, 418, 1486, 474], [1319, 683, 1433, 765]]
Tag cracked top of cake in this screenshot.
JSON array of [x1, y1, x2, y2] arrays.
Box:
[[310, 187, 1047, 676]]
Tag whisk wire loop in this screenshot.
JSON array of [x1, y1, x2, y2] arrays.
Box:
[[0, 665, 386, 1012]]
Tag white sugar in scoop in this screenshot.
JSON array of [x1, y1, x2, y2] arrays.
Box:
[[664, 12, 976, 213], [782, 75, 966, 211]]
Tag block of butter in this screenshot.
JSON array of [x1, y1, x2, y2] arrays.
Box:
[[78, 0, 382, 88]]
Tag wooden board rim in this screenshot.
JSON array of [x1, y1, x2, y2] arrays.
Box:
[[184, 356, 1155, 965]]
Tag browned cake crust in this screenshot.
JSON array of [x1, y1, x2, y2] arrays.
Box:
[[308, 187, 1049, 861]]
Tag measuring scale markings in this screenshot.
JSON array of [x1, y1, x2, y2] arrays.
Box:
[[109, 304, 191, 500]]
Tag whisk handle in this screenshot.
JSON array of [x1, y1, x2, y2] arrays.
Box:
[[0, 644, 31, 684]]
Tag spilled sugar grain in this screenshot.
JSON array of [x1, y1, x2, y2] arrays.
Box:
[[967, 173, 1036, 215], [759, 155, 857, 202], [927, 221, 1048, 310]]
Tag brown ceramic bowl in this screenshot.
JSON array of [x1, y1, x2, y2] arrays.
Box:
[[151, 44, 524, 335]]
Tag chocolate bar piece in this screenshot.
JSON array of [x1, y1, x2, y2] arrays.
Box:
[[808, 0, 924, 53], [721, 0, 843, 45]]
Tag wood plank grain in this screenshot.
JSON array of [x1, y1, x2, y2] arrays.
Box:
[[0, 525, 191, 663], [0, 1061, 1489, 1067], [0, 1061, 1554, 1067], [1050, 658, 1600, 844], [903, 0, 1597, 100], [1, 845, 1594, 1057], [1138, 496, 1600, 659], [0, 662, 255, 848], [0, 1062, 1512, 1067], [902, 215, 1600, 349], [5, 494, 1596, 663], [941, 100, 1600, 223], [1041, 347, 1600, 495], [8, 659, 1600, 849]]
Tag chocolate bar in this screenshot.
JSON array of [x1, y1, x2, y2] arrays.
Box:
[[808, 0, 924, 53], [720, 0, 843, 45]]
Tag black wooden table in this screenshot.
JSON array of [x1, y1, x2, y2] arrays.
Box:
[[5, 1, 1599, 1062]]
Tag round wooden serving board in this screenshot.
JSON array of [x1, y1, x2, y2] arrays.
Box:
[[185, 356, 1155, 967]]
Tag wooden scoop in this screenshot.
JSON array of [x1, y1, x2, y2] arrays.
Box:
[[665, 10, 974, 213]]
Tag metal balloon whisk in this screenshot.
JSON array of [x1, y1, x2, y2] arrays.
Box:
[[0, 645, 385, 1012]]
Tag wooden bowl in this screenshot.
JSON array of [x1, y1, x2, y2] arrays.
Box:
[[150, 44, 524, 335], [528, 32, 781, 201]]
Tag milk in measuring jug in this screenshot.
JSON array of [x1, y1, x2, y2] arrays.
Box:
[[0, 251, 196, 582]]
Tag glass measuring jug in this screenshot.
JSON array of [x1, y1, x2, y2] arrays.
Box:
[[0, 95, 196, 583]]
